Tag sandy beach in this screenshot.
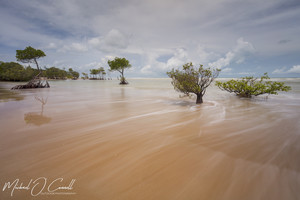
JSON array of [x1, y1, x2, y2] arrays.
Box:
[[1, 78, 300, 200]]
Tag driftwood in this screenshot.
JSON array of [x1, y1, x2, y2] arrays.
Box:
[[11, 72, 50, 90]]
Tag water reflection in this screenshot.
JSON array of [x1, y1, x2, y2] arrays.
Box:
[[0, 86, 24, 102], [24, 96, 51, 126]]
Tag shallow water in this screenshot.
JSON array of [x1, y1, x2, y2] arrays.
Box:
[[0, 78, 300, 200]]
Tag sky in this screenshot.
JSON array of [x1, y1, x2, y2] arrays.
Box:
[[0, 0, 300, 78]]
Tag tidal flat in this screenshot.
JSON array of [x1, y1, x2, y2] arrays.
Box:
[[0, 78, 300, 200]]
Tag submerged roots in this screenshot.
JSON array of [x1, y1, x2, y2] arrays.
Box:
[[11, 78, 50, 90]]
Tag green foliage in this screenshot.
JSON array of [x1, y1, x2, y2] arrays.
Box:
[[167, 62, 220, 104], [0, 62, 80, 81], [89, 67, 106, 80], [16, 46, 46, 71], [0, 62, 36, 81], [215, 73, 291, 97], [107, 57, 131, 72], [99, 67, 106, 79], [89, 69, 98, 79], [43, 67, 78, 79], [98, 67, 107, 79], [107, 57, 131, 84], [67, 68, 79, 79], [82, 72, 89, 79], [99, 67, 105, 73], [43, 67, 68, 79], [16, 46, 46, 63], [90, 69, 97, 78]]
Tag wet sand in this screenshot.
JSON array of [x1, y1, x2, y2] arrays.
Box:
[[0, 79, 300, 200]]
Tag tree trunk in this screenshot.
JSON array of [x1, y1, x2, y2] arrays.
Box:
[[119, 77, 128, 85], [196, 93, 203, 104], [119, 69, 128, 84], [34, 58, 40, 71]]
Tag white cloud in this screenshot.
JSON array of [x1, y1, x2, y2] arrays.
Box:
[[79, 56, 116, 71], [272, 65, 300, 74], [140, 65, 152, 74], [88, 29, 129, 53], [130, 49, 168, 76], [45, 42, 57, 49], [166, 48, 188, 70], [83, 62, 102, 68], [208, 38, 255, 69], [287, 65, 300, 73], [0, 0, 299, 77], [272, 67, 287, 74], [59, 42, 88, 52], [238, 72, 255, 75], [70, 43, 88, 52], [195, 45, 218, 64], [222, 67, 233, 73], [88, 38, 100, 46]]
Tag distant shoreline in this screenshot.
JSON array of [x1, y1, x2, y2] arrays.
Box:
[[1, 77, 300, 82]]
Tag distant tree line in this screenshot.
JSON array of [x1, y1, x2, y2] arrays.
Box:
[[0, 62, 36, 81], [81, 57, 132, 83], [0, 61, 79, 81], [89, 67, 107, 80]]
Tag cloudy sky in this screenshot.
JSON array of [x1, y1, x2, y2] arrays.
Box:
[[0, 0, 300, 77]]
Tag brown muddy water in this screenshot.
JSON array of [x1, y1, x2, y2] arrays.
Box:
[[0, 78, 300, 200]]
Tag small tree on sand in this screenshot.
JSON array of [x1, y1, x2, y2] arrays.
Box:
[[167, 62, 220, 104], [82, 72, 89, 80], [89, 69, 98, 79], [215, 73, 291, 98], [108, 57, 131, 84], [99, 67, 105, 80], [12, 46, 49, 89]]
